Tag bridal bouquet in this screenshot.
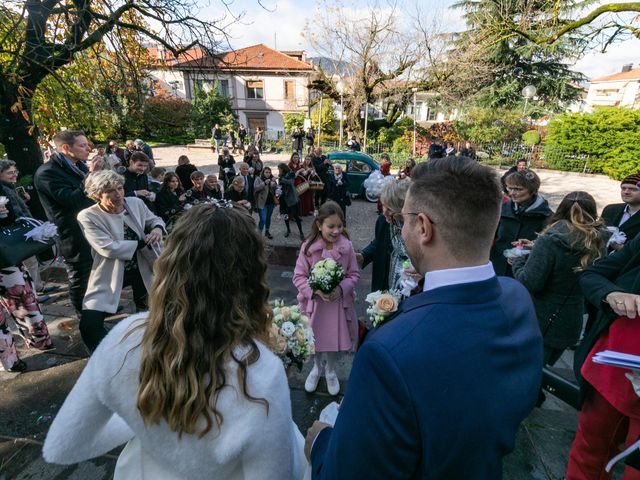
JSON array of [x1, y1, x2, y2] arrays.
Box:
[[269, 299, 315, 370], [308, 258, 344, 294], [366, 290, 400, 328]]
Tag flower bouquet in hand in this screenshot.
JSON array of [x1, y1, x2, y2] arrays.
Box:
[[269, 299, 315, 370], [366, 291, 400, 328], [308, 258, 344, 294]]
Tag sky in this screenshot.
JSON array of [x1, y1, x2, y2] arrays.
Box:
[[213, 0, 639, 81]]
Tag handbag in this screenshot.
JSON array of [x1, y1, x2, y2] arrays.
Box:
[[308, 181, 325, 191], [0, 217, 57, 269], [123, 201, 163, 265], [295, 180, 310, 195], [542, 283, 577, 337]]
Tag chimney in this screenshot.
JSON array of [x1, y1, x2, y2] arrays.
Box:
[[622, 63, 633, 72]]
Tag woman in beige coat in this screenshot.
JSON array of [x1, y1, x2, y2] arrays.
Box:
[[77, 170, 165, 351]]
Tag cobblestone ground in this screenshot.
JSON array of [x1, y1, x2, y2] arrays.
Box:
[[0, 147, 626, 479]]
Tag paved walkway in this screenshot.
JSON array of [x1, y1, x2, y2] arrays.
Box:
[[0, 148, 627, 478]]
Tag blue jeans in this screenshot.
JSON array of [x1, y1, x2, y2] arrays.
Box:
[[258, 204, 275, 232]]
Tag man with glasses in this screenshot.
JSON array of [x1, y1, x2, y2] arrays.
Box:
[[601, 173, 640, 251], [306, 156, 543, 479]]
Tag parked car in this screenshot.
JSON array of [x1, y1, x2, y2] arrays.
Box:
[[326, 151, 380, 202]]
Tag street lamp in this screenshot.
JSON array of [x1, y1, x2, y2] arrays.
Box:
[[522, 85, 537, 115], [363, 101, 369, 153], [412, 87, 418, 157], [336, 78, 346, 149]]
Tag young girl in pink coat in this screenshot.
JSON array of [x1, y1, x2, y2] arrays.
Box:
[[293, 201, 360, 396]]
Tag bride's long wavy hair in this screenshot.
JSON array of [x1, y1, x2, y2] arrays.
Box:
[[135, 203, 271, 437]]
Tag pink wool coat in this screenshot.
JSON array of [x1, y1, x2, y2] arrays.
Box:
[[293, 235, 360, 352]]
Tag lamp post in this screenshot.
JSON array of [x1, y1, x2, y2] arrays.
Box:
[[316, 94, 323, 147], [363, 101, 369, 153], [412, 87, 418, 157], [336, 79, 346, 149], [522, 85, 537, 116]]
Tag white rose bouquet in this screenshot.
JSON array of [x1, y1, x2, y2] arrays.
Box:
[[366, 290, 400, 328], [308, 258, 345, 294], [269, 299, 315, 370]]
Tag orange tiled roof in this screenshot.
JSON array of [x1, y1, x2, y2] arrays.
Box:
[[591, 68, 640, 83], [174, 44, 314, 71], [146, 46, 206, 66]]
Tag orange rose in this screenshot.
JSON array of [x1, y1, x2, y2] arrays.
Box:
[[375, 294, 398, 314]]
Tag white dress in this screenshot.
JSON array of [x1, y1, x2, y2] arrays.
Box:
[[43, 314, 307, 479]]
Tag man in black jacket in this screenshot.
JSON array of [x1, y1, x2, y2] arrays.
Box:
[[34, 130, 94, 316], [601, 173, 640, 251], [311, 147, 330, 209], [123, 152, 154, 211]]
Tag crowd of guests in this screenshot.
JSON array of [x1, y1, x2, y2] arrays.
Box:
[[3, 131, 640, 478]]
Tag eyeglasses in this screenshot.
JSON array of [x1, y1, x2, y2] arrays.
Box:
[[393, 212, 436, 228], [4, 169, 18, 176], [506, 186, 525, 193]]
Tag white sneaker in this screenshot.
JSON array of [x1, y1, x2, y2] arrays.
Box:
[[326, 372, 340, 396], [305, 365, 321, 393]]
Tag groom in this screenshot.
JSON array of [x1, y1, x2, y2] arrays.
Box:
[[305, 156, 543, 478]]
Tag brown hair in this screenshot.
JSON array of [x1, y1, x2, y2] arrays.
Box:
[[160, 172, 183, 193], [542, 191, 605, 270], [408, 157, 502, 262], [190, 170, 205, 180], [135, 204, 270, 437], [505, 169, 541, 195], [177, 155, 190, 166], [52, 130, 86, 148], [130, 151, 150, 164], [303, 201, 350, 255]]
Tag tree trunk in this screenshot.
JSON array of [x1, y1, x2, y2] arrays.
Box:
[[0, 80, 44, 177]]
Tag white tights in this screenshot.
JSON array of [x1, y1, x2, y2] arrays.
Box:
[[313, 352, 339, 376]]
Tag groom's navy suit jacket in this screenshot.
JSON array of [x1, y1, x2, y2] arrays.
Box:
[[311, 276, 543, 479]]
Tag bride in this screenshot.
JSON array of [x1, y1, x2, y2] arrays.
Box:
[[43, 201, 307, 479]]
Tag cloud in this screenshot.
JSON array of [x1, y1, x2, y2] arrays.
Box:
[[573, 39, 640, 80]]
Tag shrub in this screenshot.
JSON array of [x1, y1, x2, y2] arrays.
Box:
[[545, 107, 640, 179], [522, 130, 541, 146], [452, 107, 525, 144], [143, 94, 192, 142], [283, 113, 305, 134]]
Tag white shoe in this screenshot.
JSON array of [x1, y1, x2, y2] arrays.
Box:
[[305, 365, 321, 393], [326, 372, 340, 396]]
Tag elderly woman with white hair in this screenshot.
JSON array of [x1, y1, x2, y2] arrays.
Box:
[[379, 178, 415, 294], [77, 170, 165, 351]]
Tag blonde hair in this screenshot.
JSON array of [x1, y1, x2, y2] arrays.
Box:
[[541, 191, 604, 271], [134, 204, 271, 437]]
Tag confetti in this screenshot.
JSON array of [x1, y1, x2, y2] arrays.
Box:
[[36, 415, 52, 425]]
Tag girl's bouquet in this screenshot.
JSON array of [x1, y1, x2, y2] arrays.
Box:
[[269, 299, 315, 370], [308, 258, 345, 294], [365, 291, 400, 328]]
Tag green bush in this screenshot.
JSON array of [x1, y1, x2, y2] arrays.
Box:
[[522, 130, 541, 146], [188, 85, 236, 138], [545, 107, 640, 179], [143, 94, 192, 142], [283, 113, 305, 134], [452, 107, 525, 144]]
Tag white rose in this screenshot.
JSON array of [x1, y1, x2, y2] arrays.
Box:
[[280, 321, 296, 337], [290, 311, 301, 321], [324, 259, 337, 269], [314, 267, 327, 277], [274, 313, 284, 324]]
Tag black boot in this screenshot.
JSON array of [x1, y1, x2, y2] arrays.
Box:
[[284, 220, 291, 237]]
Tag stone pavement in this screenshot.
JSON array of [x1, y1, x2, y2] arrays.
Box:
[[0, 155, 627, 479]]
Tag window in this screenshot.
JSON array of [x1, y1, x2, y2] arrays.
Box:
[[426, 106, 437, 122], [193, 79, 214, 93], [349, 160, 371, 173], [284, 80, 295, 100], [247, 80, 264, 99], [216, 79, 229, 97]]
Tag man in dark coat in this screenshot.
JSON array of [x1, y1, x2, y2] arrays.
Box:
[[134, 139, 154, 167], [358, 214, 392, 292], [123, 152, 154, 211], [291, 126, 304, 156], [238, 162, 255, 209], [601, 172, 640, 251], [311, 147, 330, 208], [428, 139, 444, 159], [34, 130, 95, 316], [306, 157, 543, 479]]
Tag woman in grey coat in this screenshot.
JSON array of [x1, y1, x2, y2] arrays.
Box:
[[512, 191, 608, 366]]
